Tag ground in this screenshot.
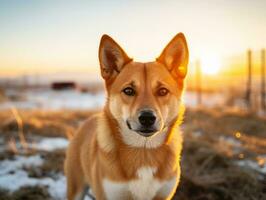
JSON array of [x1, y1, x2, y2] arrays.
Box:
[[0, 108, 265, 200]]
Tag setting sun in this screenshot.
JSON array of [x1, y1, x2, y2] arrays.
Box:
[[200, 54, 222, 75]]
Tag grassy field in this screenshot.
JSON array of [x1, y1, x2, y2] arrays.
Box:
[[0, 108, 265, 200]]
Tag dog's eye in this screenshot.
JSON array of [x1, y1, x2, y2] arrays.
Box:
[[157, 88, 169, 96], [123, 87, 135, 96]]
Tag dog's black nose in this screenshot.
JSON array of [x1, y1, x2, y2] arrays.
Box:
[[138, 111, 156, 127]]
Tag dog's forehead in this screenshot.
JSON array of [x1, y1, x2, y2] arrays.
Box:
[[114, 62, 145, 84], [124, 61, 172, 78], [111, 61, 177, 89], [145, 62, 170, 76]]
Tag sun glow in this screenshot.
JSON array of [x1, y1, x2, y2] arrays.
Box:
[[200, 54, 222, 75]]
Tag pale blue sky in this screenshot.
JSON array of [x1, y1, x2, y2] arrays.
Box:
[[0, 0, 266, 76]]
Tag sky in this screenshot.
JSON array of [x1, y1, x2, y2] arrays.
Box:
[[0, 0, 266, 77]]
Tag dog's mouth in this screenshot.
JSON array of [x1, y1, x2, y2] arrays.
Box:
[[137, 129, 156, 137], [126, 120, 157, 137]]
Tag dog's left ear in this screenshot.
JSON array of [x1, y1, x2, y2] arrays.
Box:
[[99, 34, 132, 81], [157, 33, 189, 79]]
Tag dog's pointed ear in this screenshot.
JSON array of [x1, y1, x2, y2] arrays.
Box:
[[157, 33, 189, 79], [99, 34, 132, 80]]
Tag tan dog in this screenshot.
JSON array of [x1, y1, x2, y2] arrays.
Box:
[[65, 33, 189, 200]]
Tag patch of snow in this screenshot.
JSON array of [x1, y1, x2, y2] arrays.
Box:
[[0, 89, 105, 110], [237, 159, 266, 174], [219, 136, 241, 147], [192, 131, 203, 137], [0, 137, 69, 153], [44, 175, 67, 200], [0, 155, 43, 175], [0, 171, 92, 200], [0, 89, 233, 111], [219, 136, 243, 154], [0, 169, 40, 191], [85, 195, 93, 200], [0, 169, 66, 199], [184, 92, 226, 108], [0, 154, 93, 200], [33, 137, 69, 151]]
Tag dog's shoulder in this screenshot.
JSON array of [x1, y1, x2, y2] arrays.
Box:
[[80, 113, 99, 133], [72, 112, 116, 153], [69, 113, 99, 147]]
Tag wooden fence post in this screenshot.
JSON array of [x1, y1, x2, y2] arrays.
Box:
[[261, 49, 266, 112], [245, 49, 252, 110], [196, 60, 202, 106]]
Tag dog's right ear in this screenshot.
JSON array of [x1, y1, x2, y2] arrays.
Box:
[[99, 35, 132, 81]]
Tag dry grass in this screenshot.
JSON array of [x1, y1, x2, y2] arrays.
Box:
[[184, 108, 266, 154], [0, 108, 265, 199], [0, 88, 6, 103], [173, 108, 266, 200], [25, 150, 65, 179], [0, 186, 51, 200], [0, 109, 97, 139], [174, 135, 265, 200]]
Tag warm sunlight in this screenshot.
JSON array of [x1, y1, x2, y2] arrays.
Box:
[[200, 54, 222, 75], [0, 1, 266, 199]]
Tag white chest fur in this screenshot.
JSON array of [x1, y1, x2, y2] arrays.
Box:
[[129, 167, 161, 200], [102, 167, 177, 200]]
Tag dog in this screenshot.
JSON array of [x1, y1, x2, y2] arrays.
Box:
[[65, 32, 189, 200]]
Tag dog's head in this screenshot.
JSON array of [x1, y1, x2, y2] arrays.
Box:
[[99, 33, 188, 144]]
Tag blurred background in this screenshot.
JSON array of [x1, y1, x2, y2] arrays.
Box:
[[0, 1, 265, 200]]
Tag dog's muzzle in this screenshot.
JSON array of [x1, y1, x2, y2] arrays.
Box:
[[127, 110, 158, 137]]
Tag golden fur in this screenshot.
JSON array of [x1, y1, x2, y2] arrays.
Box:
[[65, 33, 189, 200]]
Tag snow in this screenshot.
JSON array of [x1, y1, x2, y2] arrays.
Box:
[[33, 137, 69, 151], [0, 155, 44, 191], [0, 155, 43, 175], [237, 158, 266, 174], [191, 131, 203, 137], [0, 89, 105, 110], [0, 88, 229, 111], [184, 92, 226, 107], [0, 138, 92, 199], [0, 137, 69, 153], [0, 170, 67, 199], [219, 136, 242, 147], [0, 154, 92, 199]]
